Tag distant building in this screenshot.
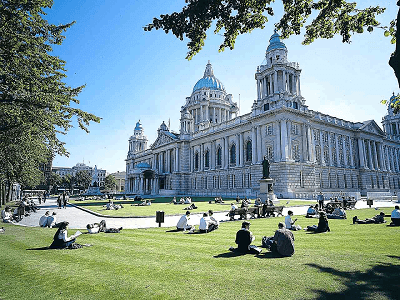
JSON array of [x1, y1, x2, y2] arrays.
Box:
[[52, 163, 106, 187], [125, 31, 400, 200], [110, 171, 126, 193]]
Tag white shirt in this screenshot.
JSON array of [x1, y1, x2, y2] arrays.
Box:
[[199, 217, 210, 230], [58, 230, 72, 242], [39, 215, 48, 227], [391, 209, 400, 219], [88, 226, 99, 234], [285, 215, 293, 229], [210, 215, 219, 226], [47, 215, 56, 227], [1, 210, 11, 221], [176, 215, 189, 229], [231, 204, 238, 210]]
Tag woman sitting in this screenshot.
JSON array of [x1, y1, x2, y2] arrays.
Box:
[[49, 222, 82, 249], [306, 211, 330, 233]]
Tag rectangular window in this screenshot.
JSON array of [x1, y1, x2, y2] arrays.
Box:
[[266, 124, 273, 135]]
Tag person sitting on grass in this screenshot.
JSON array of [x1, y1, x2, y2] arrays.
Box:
[[208, 210, 219, 227], [306, 205, 318, 218], [228, 203, 238, 220], [199, 213, 218, 233], [39, 211, 50, 227], [327, 206, 346, 219], [353, 212, 386, 224], [390, 206, 400, 226], [285, 210, 301, 231], [229, 221, 262, 254], [1, 206, 13, 223], [176, 211, 195, 231], [49, 222, 82, 249], [47, 212, 59, 228], [306, 211, 331, 233], [262, 222, 295, 257]]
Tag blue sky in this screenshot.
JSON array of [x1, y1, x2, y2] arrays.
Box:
[[48, 0, 398, 174]]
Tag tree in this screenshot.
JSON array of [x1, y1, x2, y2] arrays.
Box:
[[75, 170, 92, 190], [47, 172, 62, 194], [62, 174, 74, 193], [144, 1, 399, 88], [104, 174, 117, 192], [0, 0, 100, 200]]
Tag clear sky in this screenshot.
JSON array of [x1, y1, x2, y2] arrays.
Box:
[[48, 0, 398, 174]]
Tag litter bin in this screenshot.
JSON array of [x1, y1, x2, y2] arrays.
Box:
[[156, 211, 165, 227], [367, 199, 373, 208]]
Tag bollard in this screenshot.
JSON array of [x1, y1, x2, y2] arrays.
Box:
[[156, 211, 165, 227]]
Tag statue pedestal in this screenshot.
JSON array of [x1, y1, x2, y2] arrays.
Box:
[[84, 186, 102, 196], [259, 178, 276, 204]]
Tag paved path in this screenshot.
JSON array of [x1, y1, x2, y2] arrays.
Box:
[[15, 197, 398, 229]]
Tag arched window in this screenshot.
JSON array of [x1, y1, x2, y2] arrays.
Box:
[[216, 147, 222, 167], [205, 150, 210, 168], [246, 141, 252, 162], [293, 102, 298, 109], [194, 152, 199, 170], [230, 144, 236, 164]]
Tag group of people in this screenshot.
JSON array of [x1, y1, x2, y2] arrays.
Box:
[[176, 210, 219, 233], [39, 211, 58, 228], [171, 197, 193, 205], [1, 196, 41, 223], [57, 192, 69, 209], [105, 200, 124, 210]]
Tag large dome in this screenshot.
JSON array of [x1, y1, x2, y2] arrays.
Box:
[[193, 61, 225, 93]]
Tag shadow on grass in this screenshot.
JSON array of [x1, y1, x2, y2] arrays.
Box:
[[255, 251, 285, 259], [306, 256, 400, 299], [26, 246, 51, 250], [213, 251, 247, 258]]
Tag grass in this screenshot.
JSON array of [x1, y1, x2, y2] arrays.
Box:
[[69, 197, 314, 217], [0, 207, 399, 299]]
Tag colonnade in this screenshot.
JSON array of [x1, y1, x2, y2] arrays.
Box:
[[257, 70, 300, 99], [189, 106, 232, 124], [127, 176, 159, 195]]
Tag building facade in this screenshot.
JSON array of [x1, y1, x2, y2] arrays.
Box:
[[52, 163, 106, 187], [125, 32, 400, 199]]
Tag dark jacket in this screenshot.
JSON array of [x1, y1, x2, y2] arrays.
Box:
[[235, 229, 253, 252]]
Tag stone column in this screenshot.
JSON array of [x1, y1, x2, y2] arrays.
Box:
[[335, 134, 340, 167], [236, 134, 240, 167], [175, 146, 179, 172], [274, 71, 278, 93], [263, 78, 267, 98], [280, 120, 289, 161], [349, 138, 354, 168], [139, 176, 144, 194], [367, 140, 374, 170], [379, 143, 385, 171], [319, 130, 325, 165], [224, 137, 229, 169], [252, 127, 257, 164], [343, 136, 348, 167], [239, 133, 244, 167], [275, 121, 281, 162], [257, 79, 261, 99], [358, 138, 365, 168], [257, 126, 262, 163], [211, 141, 215, 169], [200, 106, 203, 122], [373, 141, 379, 170], [328, 133, 334, 166], [282, 70, 286, 92], [166, 150, 170, 174], [200, 144, 204, 171]]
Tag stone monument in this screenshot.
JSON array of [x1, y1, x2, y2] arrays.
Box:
[[259, 157, 276, 203], [84, 165, 103, 195]]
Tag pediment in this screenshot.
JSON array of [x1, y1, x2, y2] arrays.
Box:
[[359, 120, 385, 136], [150, 132, 176, 149]]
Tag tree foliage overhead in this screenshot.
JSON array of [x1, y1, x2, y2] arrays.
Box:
[[104, 174, 117, 191], [0, 0, 100, 189], [144, 0, 387, 61], [75, 170, 92, 189]]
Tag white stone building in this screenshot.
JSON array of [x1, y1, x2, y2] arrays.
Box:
[[125, 32, 400, 199], [53, 163, 106, 187]]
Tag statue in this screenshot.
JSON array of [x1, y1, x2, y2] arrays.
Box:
[[262, 157, 270, 179]]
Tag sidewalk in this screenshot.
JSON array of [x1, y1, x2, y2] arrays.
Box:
[[15, 197, 398, 229]]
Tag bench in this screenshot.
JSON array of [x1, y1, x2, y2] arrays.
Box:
[[229, 206, 284, 220], [261, 205, 284, 217]]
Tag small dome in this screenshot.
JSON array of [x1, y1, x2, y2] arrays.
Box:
[[267, 30, 287, 52], [193, 61, 225, 93]]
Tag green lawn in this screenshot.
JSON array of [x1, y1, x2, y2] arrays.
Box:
[[69, 197, 314, 217], [1, 207, 399, 299]]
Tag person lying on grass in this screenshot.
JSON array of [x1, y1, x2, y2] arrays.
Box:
[[86, 220, 123, 234], [262, 222, 295, 257], [229, 221, 262, 254], [353, 212, 386, 224], [306, 211, 331, 233], [49, 221, 82, 249]]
